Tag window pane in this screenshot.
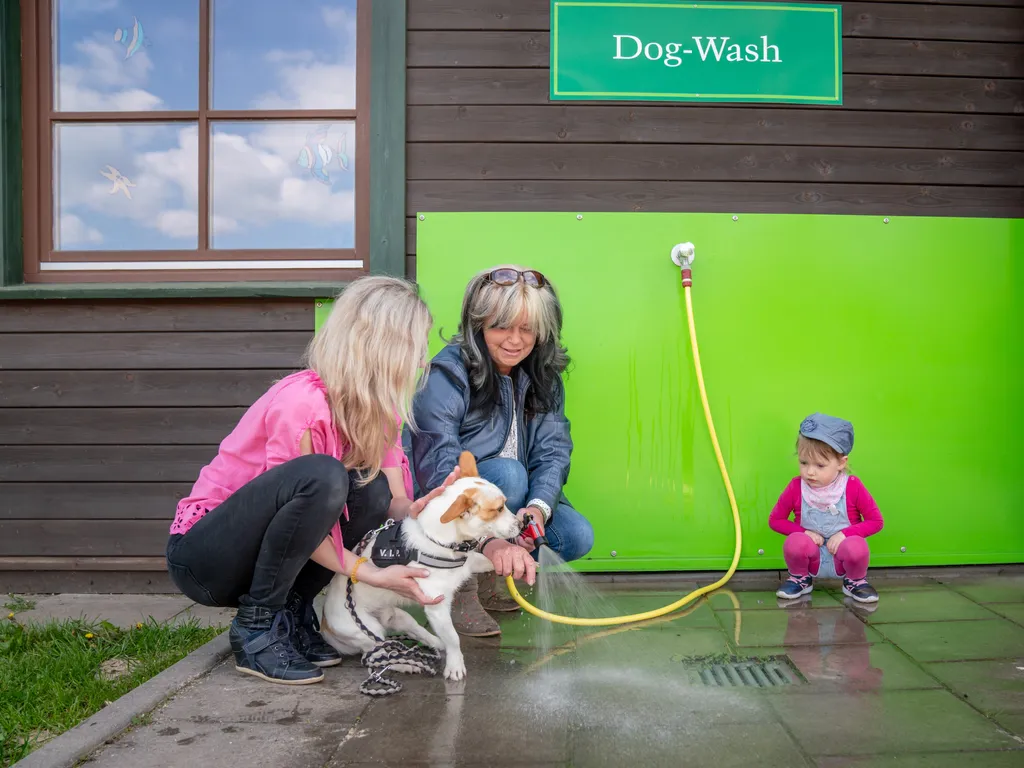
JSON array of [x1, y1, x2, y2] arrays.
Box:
[[53, 0, 199, 111], [210, 121, 355, 250], [54, 123, 199, 250], [211, 0, 357, 110]]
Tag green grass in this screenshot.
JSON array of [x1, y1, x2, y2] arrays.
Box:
[[0, 616, 221, 767], [3, 595, 36, 613]]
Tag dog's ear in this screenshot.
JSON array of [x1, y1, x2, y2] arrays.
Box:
[[440, 490, 474, 524], [458, 450, 479, 478]]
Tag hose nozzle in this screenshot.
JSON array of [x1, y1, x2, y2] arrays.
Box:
[[521, 511, 549, 549]]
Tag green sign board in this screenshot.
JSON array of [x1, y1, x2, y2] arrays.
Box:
[[550, 1, 843, 105]]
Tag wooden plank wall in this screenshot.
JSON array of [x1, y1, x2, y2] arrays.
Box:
[[0, 300, 311, 591], [404, 0, 1024, 276]]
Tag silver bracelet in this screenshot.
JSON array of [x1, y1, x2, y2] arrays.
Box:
[[527, 498, 552, 523]]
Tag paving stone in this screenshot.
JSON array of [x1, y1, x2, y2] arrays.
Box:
[[986, 603, 1024, 627], [83, 721, 348, 768], [941, 575, 1024, 604], [570, 722, 811, 768], [737, 642, 943, 692], [14, 594, 193, 628], [730, 606, 885, 648], [573, 626, 732, 670], [172, 604, 236, 628], [154, 660, 369, 725], [815, 752, 1024, 767], [332, 693, 570, 765], [710, 589, 844, 611], [858, 588, 1001, 624], [770, 689, 1021, 756], [875, 618, 1024, 662], [923, 658, 1024, 737]]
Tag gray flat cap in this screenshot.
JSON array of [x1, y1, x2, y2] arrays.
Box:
[[799, 412, 854, 455]]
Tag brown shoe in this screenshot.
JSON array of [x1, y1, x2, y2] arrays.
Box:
[[452, 575, 501, 637], [477, 570, 521, 613]]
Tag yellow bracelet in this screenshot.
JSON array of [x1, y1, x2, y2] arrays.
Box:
[[350, 556, 368, 584]]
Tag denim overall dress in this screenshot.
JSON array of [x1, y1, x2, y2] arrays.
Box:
[[802, 490, 850, 580]]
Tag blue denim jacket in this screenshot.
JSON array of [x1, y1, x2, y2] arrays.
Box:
[[405, 343, 573, 512]]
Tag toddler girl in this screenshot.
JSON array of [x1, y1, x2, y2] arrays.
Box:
[[769, 413, 883, 603]]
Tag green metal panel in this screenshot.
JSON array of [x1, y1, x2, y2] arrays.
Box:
[[411, 212, 1023, 573], [314, 298, 334, 332]]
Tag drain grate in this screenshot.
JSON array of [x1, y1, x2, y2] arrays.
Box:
[[678, 655, 803, 688]]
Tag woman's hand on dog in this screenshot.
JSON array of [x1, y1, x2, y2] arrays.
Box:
[[359, 564, 445, 605], [483, 539, 537, 586], [408, 466, 462, 519]]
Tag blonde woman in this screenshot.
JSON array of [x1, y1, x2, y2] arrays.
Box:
[[166, 276, 459, 686], [409, 266, 594, 637]]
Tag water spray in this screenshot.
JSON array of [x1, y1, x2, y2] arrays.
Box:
[[505, 240, 745, 626]]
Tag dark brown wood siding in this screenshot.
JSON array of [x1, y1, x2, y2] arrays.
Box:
[[0, 300, 311, 590], [404, 0, 1024, 276]]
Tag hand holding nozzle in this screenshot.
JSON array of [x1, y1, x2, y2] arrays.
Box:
[[520, 511, 549, 549]]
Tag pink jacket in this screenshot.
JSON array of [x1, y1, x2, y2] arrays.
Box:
[[768, 476, 884, 539], [172, 370, 413, 566]]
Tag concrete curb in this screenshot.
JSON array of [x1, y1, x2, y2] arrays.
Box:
[[12, 631, 231, 768]]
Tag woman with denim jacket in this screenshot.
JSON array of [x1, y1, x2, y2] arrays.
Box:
[[408, 265, 595, 637]]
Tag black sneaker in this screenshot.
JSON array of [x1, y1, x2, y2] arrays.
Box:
[[230, 605, 324, 685], [286, 591, 343, 668], [776, 573, 814, 599], [842, 577, 879, 604]]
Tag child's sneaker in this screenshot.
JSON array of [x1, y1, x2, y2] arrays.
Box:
[[776, 573, 814, 599], [842, 577, 879, 603]]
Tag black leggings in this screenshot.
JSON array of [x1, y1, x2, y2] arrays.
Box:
[[165, 454, 392, 610]]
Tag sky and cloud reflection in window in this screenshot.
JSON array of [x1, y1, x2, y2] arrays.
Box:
[[52, 0, 358, 252]]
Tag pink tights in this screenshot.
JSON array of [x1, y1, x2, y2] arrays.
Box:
[[783, 532, 870, 580]]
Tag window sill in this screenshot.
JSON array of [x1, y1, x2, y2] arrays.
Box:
[[0, 281, 352, 301]]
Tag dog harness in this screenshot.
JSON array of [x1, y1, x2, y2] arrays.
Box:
[[369, 520, 473, 570]]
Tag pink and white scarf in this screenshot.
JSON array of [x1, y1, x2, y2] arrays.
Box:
[[801, 473, 848, 514]]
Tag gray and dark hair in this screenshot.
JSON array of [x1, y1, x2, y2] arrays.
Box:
[[449, 265, 570, 417]]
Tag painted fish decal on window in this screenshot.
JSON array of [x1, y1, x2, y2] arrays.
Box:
[[114, 17, 147, 60], [100, 165, 135, 199]]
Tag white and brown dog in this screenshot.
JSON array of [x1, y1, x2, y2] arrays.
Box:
[[320, 451, 521, 681]]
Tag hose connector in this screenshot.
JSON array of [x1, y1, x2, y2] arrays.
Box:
[[671, 242, 695, 287]]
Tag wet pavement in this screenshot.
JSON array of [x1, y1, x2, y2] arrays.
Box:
[[81, 571, 1024, 767]]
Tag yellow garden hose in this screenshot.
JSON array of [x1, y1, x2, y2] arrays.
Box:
[[505, 252, 743, 626]]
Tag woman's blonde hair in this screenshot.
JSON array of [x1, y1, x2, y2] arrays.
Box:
[[303, 275, 432, 480]]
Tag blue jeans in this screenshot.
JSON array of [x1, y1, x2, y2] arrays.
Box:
[[477, 458, 594, 563]]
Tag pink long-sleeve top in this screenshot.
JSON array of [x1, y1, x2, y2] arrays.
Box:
[[768, 476, 884, 539], [171, 370, 413, 566]]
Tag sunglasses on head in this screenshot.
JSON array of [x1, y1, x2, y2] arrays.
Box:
[[483, 268, 547, 288]]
